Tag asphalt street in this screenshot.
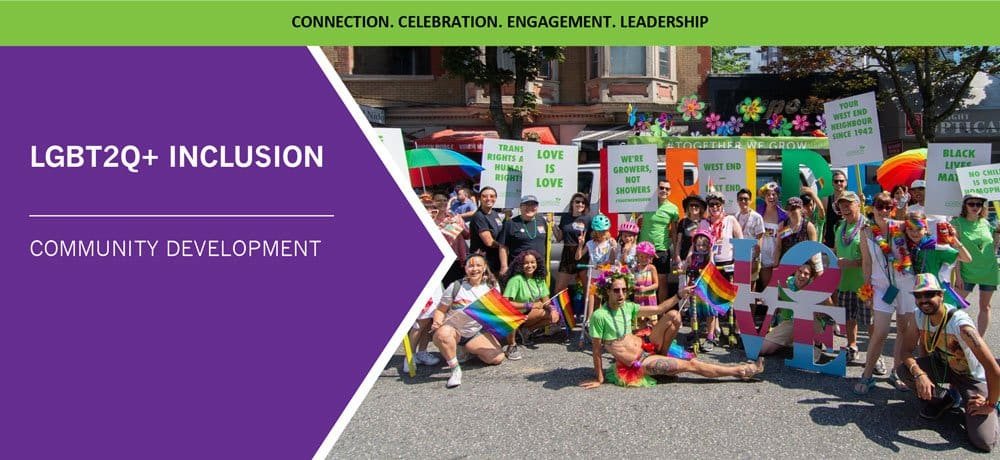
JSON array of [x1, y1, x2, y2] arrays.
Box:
[[329, 289, 1000, 458]]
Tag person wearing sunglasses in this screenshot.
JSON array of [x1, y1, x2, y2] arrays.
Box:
[[638, 180, 680, 302], [954, 193, 1000, 337], [823, 170, 850, 249], [895, 274, 1000, 452], [856, 192, 918, 394], [579, 268, 763, 389]]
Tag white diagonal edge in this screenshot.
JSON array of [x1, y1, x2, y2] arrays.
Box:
[[307, 46, 456, 459]]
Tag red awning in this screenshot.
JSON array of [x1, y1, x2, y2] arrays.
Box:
[[412, 127, 556, 153]]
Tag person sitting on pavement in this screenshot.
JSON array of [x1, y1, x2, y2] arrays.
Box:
[[432, 254, 506, 389], [758, 259, 835, 357], [403, 283, 443, 374], [501, 250, 558, 360], [580, 267, 764, 388], [896, 273, 1000, 452]]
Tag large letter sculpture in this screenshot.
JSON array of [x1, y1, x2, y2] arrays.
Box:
[[732, 239, 847, 376]]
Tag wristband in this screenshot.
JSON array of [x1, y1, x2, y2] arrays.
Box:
[[913, 372, 926, 379]]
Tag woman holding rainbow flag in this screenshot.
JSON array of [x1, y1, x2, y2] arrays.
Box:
[[580, 266, 763, 389], [432, 254, 506, 389], [502, 250, 558, 360]]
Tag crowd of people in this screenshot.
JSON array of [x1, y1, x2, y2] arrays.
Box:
[[408, 173, 1000, 452]]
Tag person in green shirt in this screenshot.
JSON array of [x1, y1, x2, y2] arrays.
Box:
[[638, 180, 680, 302], [502, 250, 557, 360], [833, 191, 868, 365], [580, 268, 763, 388], [954, 194, 1000, 337]]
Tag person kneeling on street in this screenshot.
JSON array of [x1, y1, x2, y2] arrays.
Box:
[[897, 273, 1000, 452], [580, 266, 764, 388]]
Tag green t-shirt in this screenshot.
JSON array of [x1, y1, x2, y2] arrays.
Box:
[[588, 302, 639, 341], [834, 219, 864, 291], [503, 275, 548, 303], [639, 201, 680, 252], [953, 217, 1000, 286], [914, 246, 958, 279]]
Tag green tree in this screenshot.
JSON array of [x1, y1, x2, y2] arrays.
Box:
[[711, 46, 749, 73], [442, 47, 565, 140], [763, 47, 1000, 146]]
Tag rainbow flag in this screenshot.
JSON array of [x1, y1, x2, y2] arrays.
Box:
[[943, 282, 971, 309], [693, 263, 738, 315], [550, 289, 575, 331], [666, 340, 694, 360], [464, 290, 527, 339]]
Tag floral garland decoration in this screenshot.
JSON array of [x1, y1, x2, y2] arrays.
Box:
[[593, 264, 634, 294], [857, 284, 874, 302], [870, 221, 913, 275]]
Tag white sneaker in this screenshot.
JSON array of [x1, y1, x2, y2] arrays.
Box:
[[446, 366, 462, 388], [415, 351, 440, 366]]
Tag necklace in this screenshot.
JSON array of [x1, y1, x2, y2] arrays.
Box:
[[923, 313, 944, 354], [610, 304, 628, 339], [840, 217, 862, 247], [524, 217, 538, 239], [870, 220, 913, 274]]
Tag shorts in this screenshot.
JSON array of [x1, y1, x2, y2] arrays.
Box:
[[836, 289, 870, 325], [559, 246, 585, 274], [763, 319, 794, 347], [457, 331, 483, 346], [873, 285, 916, 315], [964, 282, 998, 292], [653, 250, 671, 274]]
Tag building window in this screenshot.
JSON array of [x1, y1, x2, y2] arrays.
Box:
[[658, 46, 673, 78], [352, 47, 431, 75], [589, 47, 600, 78], [609, 47, 646, 76], [497, 49, 554, 80]]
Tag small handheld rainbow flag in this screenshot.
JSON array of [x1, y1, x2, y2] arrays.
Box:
[[464, 290, 527, 339], [666, 340, 694, 360], [550, 289, 575, 331], [693, 263, 738, 316]]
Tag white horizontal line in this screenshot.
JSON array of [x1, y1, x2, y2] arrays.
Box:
[[28, 214, 336, 219]]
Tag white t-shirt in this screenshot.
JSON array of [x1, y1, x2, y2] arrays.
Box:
[[440, 280, 498, 338], [708, 215, 741, 263], [915, 305, 986, 382], [737, 209, 765, 239]]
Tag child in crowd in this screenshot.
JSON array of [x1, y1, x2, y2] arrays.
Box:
[[577, 214, 619, 320], [633, 241, 660, 330], [684, 225, 717, 351], [618, 220, 640, 272]]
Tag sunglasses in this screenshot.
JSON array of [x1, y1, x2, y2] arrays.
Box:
[[737, 197, 750, 202], [875, 203, 893, 211], [573, 200, 586, 205], [966, 201, 984, 208], [708, 202, 723, 208], [913, 292, 939, 300], [833, 179, 846, 184], [659, 186, 671, 191]]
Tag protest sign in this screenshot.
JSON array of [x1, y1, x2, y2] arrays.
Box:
[[373, 128, 409, 187], [925, 143, 992, 216], [698, 149, 751, 214], [606, 144, 658, 213], [957, 162, 1000, 202], [781, 149, 833, 203], [522, 144, 578, 212], [825, 92, 883, 167], [481, 138, 529, 209]]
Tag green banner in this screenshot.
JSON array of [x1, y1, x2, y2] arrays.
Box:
[[628, 136, 830, 150], [0, 2, 997, 45]]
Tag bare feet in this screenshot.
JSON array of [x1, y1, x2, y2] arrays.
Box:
[[740, 357, 765, 381]]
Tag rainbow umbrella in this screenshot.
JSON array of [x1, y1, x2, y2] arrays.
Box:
[[406, 148, 485, 191], [876, 148, 926, 192]]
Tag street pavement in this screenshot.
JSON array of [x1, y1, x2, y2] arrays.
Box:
[[329, 290, 1000, 458]]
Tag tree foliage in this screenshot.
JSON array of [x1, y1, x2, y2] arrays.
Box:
[[763, 47, 1000, 145], [711, 46, 749, 73], [442, 47, 565, 140]]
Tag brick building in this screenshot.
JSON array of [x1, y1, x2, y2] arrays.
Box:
[[322, 46, 712, 161]]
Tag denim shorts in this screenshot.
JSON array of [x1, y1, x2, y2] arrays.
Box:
[[963, 282, 998, 292]]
